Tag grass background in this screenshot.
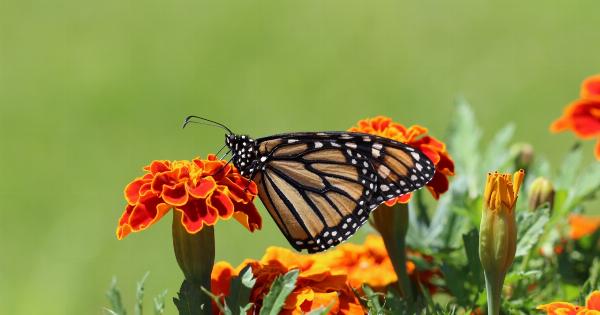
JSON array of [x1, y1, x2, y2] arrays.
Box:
[[1, 0, 599, 314]]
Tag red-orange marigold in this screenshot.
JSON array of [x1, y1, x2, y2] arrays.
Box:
[[117, 155, 261, 239], [538, 290, 600, 315], [550, 74, 600, 160], [211, 248, 363, 315], [313, 235, 442, 294], [349, 116, 455, 204]]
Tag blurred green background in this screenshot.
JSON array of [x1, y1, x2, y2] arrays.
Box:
[[1, 0, 599, 314]]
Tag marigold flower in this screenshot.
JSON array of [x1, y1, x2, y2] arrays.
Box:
[[479, 170, 524, 315], [211, 247, 363, 315], [538, 290, 600, 314], [349, 116, 455, 204], [568, 214, 600, 240], [117, 155, 261, 239], [312, 234, 442, 294], [550, 74, 600, 160]]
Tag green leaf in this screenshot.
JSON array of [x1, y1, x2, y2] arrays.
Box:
[[482, 123, 515, 171], [447, 98, 481, 198], [504, 270, 542, 285], [361, 284, 384, 314], [556, 145, 583, 189], [227, 265, 256, 314], [153, 290, 167, 315], [106, 277, 127, 315], [134, 272, 149, 315], [515, 208, 550, 257], [463, 229, 484, 287], [259, 269, 299, 315], [200, 286, 232, 315], [173, 280, 209, 315]]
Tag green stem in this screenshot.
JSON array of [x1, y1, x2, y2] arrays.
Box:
[[172, 211, 215, 313], [484, 271, 503, 315], [372, 203, 414, 300]]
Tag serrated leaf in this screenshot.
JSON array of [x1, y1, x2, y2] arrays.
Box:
[[106, 277, 127, 315], [516, 208, 550, 257], [259, 269, 299, 315], [153, 290, 167, 315], [556, 145, 583, 189], [134, 272, 149, 315], [463, 230, 484, 287], [361, 284, 384, 314], [227, 265, 256, 314], [482, 123, 515, 171], [447, 99, 481, 198], [173, 280, 210, 315]]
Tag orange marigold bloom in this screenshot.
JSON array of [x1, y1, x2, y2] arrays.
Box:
[[550, 74, 600, 160], [568, 214, 600, 240], [349, 116, 455, 204], [538, 290, 600, 314], [211, 247, 363, 315], [312, 235, 442, 294], [117, 155, 261, 239]]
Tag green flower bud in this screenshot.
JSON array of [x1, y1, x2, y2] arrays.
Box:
[[528, 177, 555, 211], [511, 143, 534, 171], [479, 170, 524, 315]]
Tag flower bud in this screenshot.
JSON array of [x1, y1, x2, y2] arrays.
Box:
[[528, 177, 555, 211], [479, 170, 524, 315], [511, 143, 534, 171]]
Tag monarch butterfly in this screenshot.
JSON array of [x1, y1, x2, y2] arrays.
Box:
[[183, 116, 435, 253]]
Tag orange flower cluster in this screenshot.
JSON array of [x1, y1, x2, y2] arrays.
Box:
[[312, 235, 441, 293], [568, 214, 600, 240], [117, 155, 261, 239], [538, 290, 600, 314], [212, 248, 363, 315], [211, 235, 442, 314], [550, 74, 600, 160], [349, 116, 455, 204]]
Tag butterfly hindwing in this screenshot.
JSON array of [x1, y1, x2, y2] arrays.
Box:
[[250, 132, 434, 253]]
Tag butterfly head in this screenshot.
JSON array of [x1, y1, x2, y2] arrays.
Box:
[[225, 134, 258, 177]]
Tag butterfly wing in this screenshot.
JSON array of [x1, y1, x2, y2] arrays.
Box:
[[253, 132, 434, 253]]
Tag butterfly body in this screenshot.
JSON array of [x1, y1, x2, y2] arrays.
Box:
[[224, 131, 435, 253]]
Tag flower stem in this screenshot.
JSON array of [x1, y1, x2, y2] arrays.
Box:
[[372, 203, 414, 301], [172, 211, 215, 313], [484, 271, 503, 315]]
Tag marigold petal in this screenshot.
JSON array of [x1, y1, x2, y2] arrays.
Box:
[[124, 178, 147, 205], [127, 198, 170, 234], [537, 302, 580, 315], [187, 177, 217, 199], [209, 190, 235, 218], [232, 201, 262, 232], [581, 75, 600, 99], [161, 182, 189, 206], [211, 261, 235, 297], [147, 160, 171, 173], [550, 115, 572, 133], [426, 171, 450, 200], [569, 214, 600, 240], [586, 291, 600, 310]]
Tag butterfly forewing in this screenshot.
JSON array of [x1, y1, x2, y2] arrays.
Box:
[[249, 132, 434, 253]]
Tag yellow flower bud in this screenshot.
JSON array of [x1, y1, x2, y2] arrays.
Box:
[[528, 177, 555, 211], [479, 170, 524, 315]]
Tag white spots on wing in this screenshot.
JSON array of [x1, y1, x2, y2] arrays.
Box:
[[415, 162, 423, 171], [371, 148, 381, 158], [411, 151, 420, 160], [340, 134, 353, 139], [363, 161, 369, 167], [345, 142, 357, 149], [288, 139, 298, 143], [314, 141, 323, 148], [332, 231, 338, 236], [260, 156, 267, 162], [406, 146, 415, 152], [411, 174, 418, 181], [372, 143, 383, 150], [331, 142, 341, 147], [346, 149, 353, 156], [381, 184, 390, 192], [400, 180, 406, 186], [362, 136, 372, 142], [351, 159, 357, 165]]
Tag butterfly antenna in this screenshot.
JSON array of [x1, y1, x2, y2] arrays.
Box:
[[215, 144, 227, 158], [182, 115, 234, 135], [218, 149, 231, 161]]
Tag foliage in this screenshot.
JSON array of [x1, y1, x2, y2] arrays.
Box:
[[105, 273, 166, 315]]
